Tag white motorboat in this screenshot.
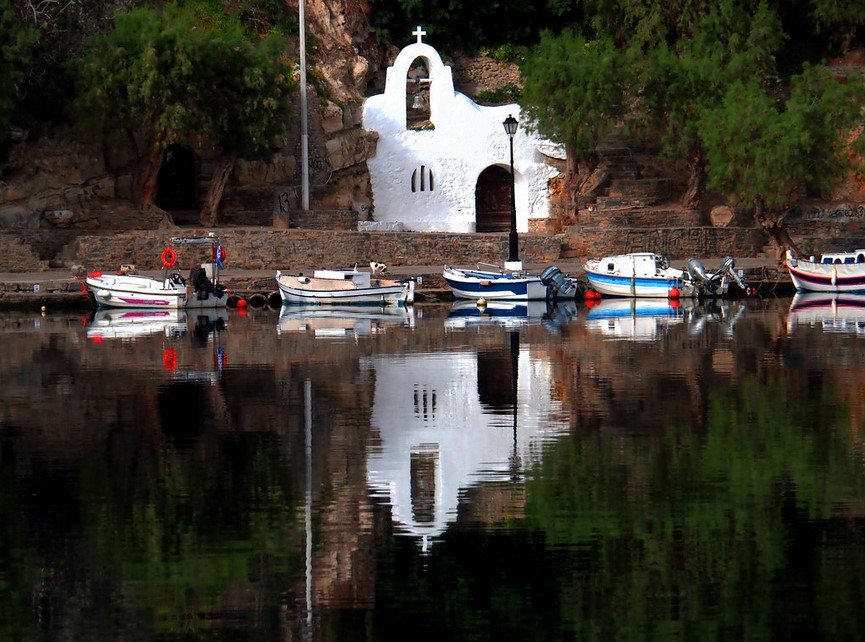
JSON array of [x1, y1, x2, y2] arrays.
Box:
[[85, 235, 228, 309], [442, 263, 577, 301], [275, 263, 416, 306], [583, 253, 746, 298], [785, 249, 865, 292]]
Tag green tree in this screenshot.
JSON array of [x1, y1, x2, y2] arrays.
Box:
[[637, 0, 786, 208], [0, 0, 34, 142], [699, 66, 865, 261], [74, 3, 294, 225], [520, 32, 638, 217]]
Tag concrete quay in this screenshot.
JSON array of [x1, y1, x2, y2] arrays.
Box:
[[0, 257, 793, 311]]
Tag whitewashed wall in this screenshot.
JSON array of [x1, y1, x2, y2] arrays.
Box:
[[362, 31, 562, 233]]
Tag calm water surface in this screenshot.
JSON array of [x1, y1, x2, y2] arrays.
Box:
[[2, 294, 865, 641]]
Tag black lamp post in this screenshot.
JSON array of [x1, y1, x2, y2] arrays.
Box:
[[503, 114, 519, 265]]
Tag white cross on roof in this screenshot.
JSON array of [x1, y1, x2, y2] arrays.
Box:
[[413, 26, 426, 43]]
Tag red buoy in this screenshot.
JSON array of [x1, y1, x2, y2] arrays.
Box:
[[668, 286, 680, 299], [237, 298, 248, 308]]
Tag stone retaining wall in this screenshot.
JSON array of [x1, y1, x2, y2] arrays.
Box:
[[51, 229, 564, 273], [564, 225, 769, 259]]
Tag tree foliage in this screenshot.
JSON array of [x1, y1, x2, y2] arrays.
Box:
[[73, 3, 295, 213], [0, 0, 34, 140], [700, 66, 865, 211], [520, 32, 637, 165]]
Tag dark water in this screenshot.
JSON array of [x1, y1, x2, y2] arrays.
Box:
[[2, 294, 865, 641]]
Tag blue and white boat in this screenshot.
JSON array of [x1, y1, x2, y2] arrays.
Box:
[[442, 263, 577, 301], [583, 252, 746, 298]]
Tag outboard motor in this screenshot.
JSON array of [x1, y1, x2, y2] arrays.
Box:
[[540, 265, 578, 299], [719, 256, 747, 290], [686, 258, 711, 284], [189, 266, 213, 299]]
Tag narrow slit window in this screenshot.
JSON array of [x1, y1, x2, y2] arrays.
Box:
[[409, 166, 435, 192]]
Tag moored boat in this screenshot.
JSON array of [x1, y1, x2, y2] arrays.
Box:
[[583, 252, 746, 298], [85, 234, 228, 310], [275, 263, 416, 306], [442, 263, 577, 301], [785, 249, 865, 292]]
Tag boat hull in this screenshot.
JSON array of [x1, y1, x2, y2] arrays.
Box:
[[786, 254, 865, 293], [85, 274, 228, 309], [275, 271, 413, 306], [584, 269, 697, 298], [442, 266, 550, 300]]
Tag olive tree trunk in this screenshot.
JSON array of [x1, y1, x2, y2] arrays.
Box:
[[753, 195, 802, 266], [200, 157, 235, 228], [133, 147, 165, 209], [682, 150, 705, 210]]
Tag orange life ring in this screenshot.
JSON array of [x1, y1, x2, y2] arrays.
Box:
[[162, 247, 177, 268]]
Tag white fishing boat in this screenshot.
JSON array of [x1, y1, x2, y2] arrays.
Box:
[[583, 253, 746, 298], [787, 292, 865, 334], [785, 249, 865, 292], [85, 234, 228, 309], [442, 263, 577, 301], [275, 262, 416, 306]]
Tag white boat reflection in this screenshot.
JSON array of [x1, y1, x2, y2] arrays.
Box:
[[787, 292, 865, 334], [584, 297, 741, 341], [445, 299, 578, 330], [584, 297, 694, 341], [277, 304, 415, 338], [364, 334, 569, 551], [87, 308, 227, 341]]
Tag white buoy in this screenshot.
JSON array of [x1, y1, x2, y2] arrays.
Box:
[[477, 297, 487, 307]]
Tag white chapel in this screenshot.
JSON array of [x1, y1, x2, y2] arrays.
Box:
[[361, 27, 564, 233]]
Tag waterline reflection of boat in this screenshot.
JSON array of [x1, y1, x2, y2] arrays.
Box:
[[87, 308, 228, 341], [446, 299, 578, 330], [584, 298, 692, 341], [584, 297, 742, 341], [787, 292, 865, 334], [276, 304, 416, 338]]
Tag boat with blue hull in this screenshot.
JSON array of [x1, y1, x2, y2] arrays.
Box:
[[442, 263, 577, 301], [583, 252, 746, 298]]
